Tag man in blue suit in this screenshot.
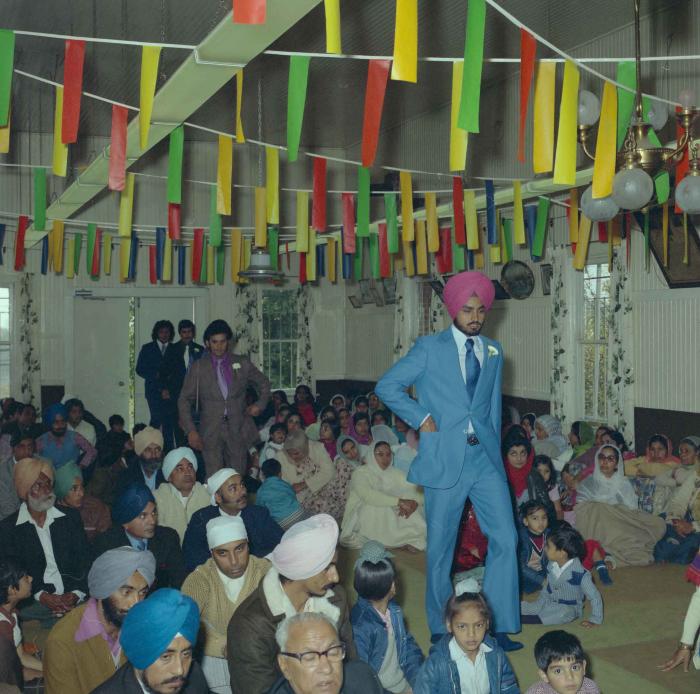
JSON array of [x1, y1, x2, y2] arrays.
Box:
[[376, 271, 521, 649]]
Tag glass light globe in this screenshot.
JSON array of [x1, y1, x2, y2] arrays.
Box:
[[578, 90, 601, 126], [675, 175, 700, 214], [646, 101, 668, 131], [581, 185, 619, 222], [611, 167, 654, 210], [679, 88, 696, 110]]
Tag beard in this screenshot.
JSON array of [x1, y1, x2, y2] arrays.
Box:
[[140, 456, 162, 476], [454, 319, 482, 336], [141, 670, 187, 694], [101, 595, 126, 628], [52, 428, 67, 437], [27, 492, 56, 513]]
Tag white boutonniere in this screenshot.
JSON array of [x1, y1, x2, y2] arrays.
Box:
[[487, 345, 499, 357], [232, 362, 242, 371]]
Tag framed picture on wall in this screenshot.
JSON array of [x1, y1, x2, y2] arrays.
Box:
[[540, 264, 553, 295]]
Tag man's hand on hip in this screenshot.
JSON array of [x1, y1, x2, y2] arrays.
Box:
[[187, 430, 204, 451], [419, 416, 438, 433]]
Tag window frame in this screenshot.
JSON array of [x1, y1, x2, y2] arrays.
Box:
[[0, 283, 13, 399], [259, 287, 299, 393]]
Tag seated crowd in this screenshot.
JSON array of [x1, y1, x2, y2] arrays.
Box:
[[0, 366, 698, 693]]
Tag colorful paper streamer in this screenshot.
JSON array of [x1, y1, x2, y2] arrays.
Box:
[[233, 0, 266, 24], [572, 215, 592, 270], [513, 180, 526, 244], [52, 86, 68, 177], [324, 0, 342, 54], [266, 146, 279, 225], [0, 30, 14, 127], [139, 46, 161, 150], [168, 203, 181, 241], [286, 56, 310, 163], [464, 189, 479, 251], [415, 219, 428, 274], [177, 244, 186, 285], [384, 193, 399, 253], [217, 135, 233, 215], [533, 196, 550, 257], [53, 221, 64, 273], [457, 0, 486, 133], [361, 60, 391, 167], [296, 191, 309, 252], [73, 234, 82, 276], [254, 187, 267, 247], [167, 125, 185, 204], [553, 60, 580, 185], [312, 157, 327, 231], [400, 171, 414, 241], [103, 234, 112, 276], [62, 39, 85, 144], [0, 109, 9, 154], [231, 228, 243, 283], [86, 223, 96, 275], [485, 180, 496, 244], [235, 70, 245, 142], [192, 228, 204, 282], [357, 167, 370, 237], [108, 105, 128, 191], [210, 187, 222, 248], [118, 173, 135, 237], [391, 0, 417, 83], [453, 177, 466, 245], [518, 29, 536, 163], [592, 81, 617, 199], [342, 193, 356, 254], [425, 193, 439, 252], [533, 61, 555, 174], [450, 61, 469, 171], [13, 215, 27, 271], [162, 236, 172, 281]]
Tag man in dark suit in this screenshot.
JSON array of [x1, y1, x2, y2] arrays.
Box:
[[158, 320, 204, 451], [92, 483, 186, 589], [115, 426, 166, 497], [136, 320, 175, 429]]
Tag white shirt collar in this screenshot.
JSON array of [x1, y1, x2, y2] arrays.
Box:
[[448, 636, 492, 662], [550, 558, 575, 580], [450, 324, 482, 351], [16, 502, 65, 526]]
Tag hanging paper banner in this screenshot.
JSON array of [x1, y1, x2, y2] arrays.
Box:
[[266, 146, 279, 225], [464, 189, 479, 250], [399, 171, 414, 241], [342, 244, 352, 280], [149, 246, 157, 284], [341, 193, 356, 254], [210, 187, 222, 248], [533, 197, 550, 257], [572, 215, 592, 270], [62, 39, 85, 144], [52, 86, 68, 177], [0, 109, 10, 154], [235, 70, 245, 142], [597, 222, 607, 243], [216, 135, 233, 215], [108, 105, 128, 191], [353, 237, 364, 280], [254, 187, 267, 247], [377, 223, 391, 278], [502, 219, 514, 262], [458, 0, 486, 133], [489, 243, 501, 265], [46, 226, 54, 270], [231, 228, 243, 282], [0, 30, 14, 127], [103, 234, 112, 276], [324, 0, 342, 53], [533, 61, 555, 174], [177, 244, 186, 285], [86, 223, 96, 275], [553, 61, 580, 185], [425, 193, 439, 252], [315, 241, 325, 278], [155, 227, 165, 279], [312, 157, 327, 231], [452, 178, 466, 245], [299, 252, 307, 284], [162, 236, 172, 281], [206, 244, 215, 285], [484, 180, 496, 244], [357, 166, 371, 237], [592, 82, 617, 199], [139, 46, 161, 150], [233, 0, 266, 24], [307, 228, 317, 281], [66, 238, 75, 279], [41, 236, 49, 275], [296, 191, 309, 252], [361, 60, 391, 167], [436, 227, 453, 274], [568, 188, 579, 243], [518, 29, 537, 163], [415, 219, 428, 274], [450, 62, 469, 171], [216, 245, 225, 285], [662, 201, 669, 267], [524, 204, 540, 261], [384, 193, 399, 253], [33, 168, 47, 232], [392, 0, 417, 83], [512, 180, 526, 244], [90, 227, 100, 276], [268, 226, 279, 271], [199, 237, 208, 284], [327, 237, 337, 281], [368, 233, 380, 279], [118, 173, 136, 237], [168, 203, 181, 241], [166, 125, 184, 204], [611, 216, 621, 247], [13, 215, 28, 271], [453, 227, 466, 271], [52, 221, 64, 273], [287, 56, 310, 162], [616, 62, 636, 148], [73, 234, 82, 275], [191, 229, 204, 281]]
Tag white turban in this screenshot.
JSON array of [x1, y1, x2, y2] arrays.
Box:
[[206, 515, 248, 550], [270, 514, 339, 580], [206, 468, 241, 505], [162, 447, 198, 481]]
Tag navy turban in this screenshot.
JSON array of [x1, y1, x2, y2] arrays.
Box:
[[113, 483, 155, 525], [120, 589, 200, 669], [43, 402, 67, 427]]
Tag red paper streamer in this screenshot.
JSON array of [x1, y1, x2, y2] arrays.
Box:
[[149, 246, 157, 284], [91, 229, 101, 276], [518, 30, 537, 163], [452, 177, 466, 244], [299, 252, 307, 284], [597, 222, 608, 243], [62, 40, 85, 144], [436, 226, 453, 274], [342, 193, 356, 254], [192, 228, 204, 281], [168, 203, 181, 240], [361, 60, 391, 168], [675, 106, 689, 213], [233, 0, 266, 24], [108, 105, 128, 191], [378, 223, 391, 278], [312, 157, 327, 232], [14, 215, 28, 271]]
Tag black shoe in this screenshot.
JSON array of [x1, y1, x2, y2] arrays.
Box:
[[495, 632, 524, 651]]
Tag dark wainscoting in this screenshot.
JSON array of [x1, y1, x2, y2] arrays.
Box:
[[634, 407, 700, 455], [316, 380, 377, 408], [502, 395, 550, 425], [40, 385, 65, 413]]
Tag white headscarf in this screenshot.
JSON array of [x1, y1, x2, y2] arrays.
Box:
[[362, 440, 410, 494], [162, 447, 198, 481], [535, 415, 569, 456], [576, 445, 638, 510]]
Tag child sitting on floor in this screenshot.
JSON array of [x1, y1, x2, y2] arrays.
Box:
[[255, 458, 307, 530], [518, 500, 551, 594], [262, 422, 287, 462], [521, 523, 603, 628], [525, 630, 600, 693], [351, 541, 424, 693], [414, 578, 519, 694], [534, 455, 564, 520]]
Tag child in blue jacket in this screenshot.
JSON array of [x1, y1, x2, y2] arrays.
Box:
[[350, 541, 424, 693], [414, 578, 520, 694]]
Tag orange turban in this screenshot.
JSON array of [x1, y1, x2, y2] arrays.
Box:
[[13, 457, 55, 500]]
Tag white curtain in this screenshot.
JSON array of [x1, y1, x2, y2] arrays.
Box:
[[393, 275, 419, 357], [231, 285, 261, 366], [429, 268, 449, 334], [295, 284, 314, 387], [18, 274, 40, 405]]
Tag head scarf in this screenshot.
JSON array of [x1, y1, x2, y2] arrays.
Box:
[[535, 415, 569, 456], [133, 426, 164, 456], [576, 445, 638, 509], [359, 441, 410, 496], [88, 547, 156, 599], [120, 589, 199, 669], [162, 447, 198, 481], [371, 425, 399, 447], [571, 421, 595, 457], [329, 393, 346, 408], [644, 434, 680, 465], [443, 271, 495, 319], [353, 540, 393, 571], [206, 469, 241, 505], [13, 457, 54, 500], [283, 429, 310, 454], [53, 461, 82, 500], [337, 435, 362, 468], [270, 514, 339, 581], [680, 436, 700, 470], [503, 438, 533, 499], [206, 515, 248, 550], [113, 483, 155, 525], [42, 403, 67, 427]]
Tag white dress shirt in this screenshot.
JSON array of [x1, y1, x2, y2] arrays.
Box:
[[550, 558, 574, 581], [449, 636, 492, 694], [67, 419, 97, 447]]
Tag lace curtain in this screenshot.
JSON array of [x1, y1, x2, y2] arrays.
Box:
[[429, 270, 449, 334], [18, 274, 40, 405], [295, 284, 314, 387], [393, 275, 419, 357], [231, 285, 261, 365]]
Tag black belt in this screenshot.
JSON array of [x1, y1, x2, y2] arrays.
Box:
[[222, 414, 229, 422], [467, 434, 479, 446]]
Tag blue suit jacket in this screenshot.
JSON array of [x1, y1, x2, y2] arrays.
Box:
[[376, 328, 503, 490], [136, 341, 171, 399]]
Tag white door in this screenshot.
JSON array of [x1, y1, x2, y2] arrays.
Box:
[[72, 296, 132, 427]]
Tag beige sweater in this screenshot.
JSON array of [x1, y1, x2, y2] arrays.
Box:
[[154, 482, 211, 543]]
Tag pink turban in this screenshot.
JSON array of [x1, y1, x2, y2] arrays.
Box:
[[270, 514, 339, 580], [443, 271, 495, 319]]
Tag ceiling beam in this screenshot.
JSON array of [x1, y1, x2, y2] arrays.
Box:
[[25, 0, 322, 245]]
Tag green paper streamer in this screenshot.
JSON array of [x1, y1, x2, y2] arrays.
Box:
[[503, 218, 513, 262], [73, 234, 82, 275], [533, 197, 550, 257], [33, 167, 46, 232], [86, 223, 96, 275], [0, 31, 14, 127], [268, 226, 279, 270], [384, 193, 399, 253], [209, 186, 222, 247], [644, 211, 650, 271], [216, 245, 225, 285], [357, 167, 370, 237], [369, 234, 380, 279], [167, 125, 184, 204], [457, 0, 486, 133], [354, 237, 364, 280], [452, 228, 466, 271], [199, 237, 208, 283], [286, 56, 311, 163]]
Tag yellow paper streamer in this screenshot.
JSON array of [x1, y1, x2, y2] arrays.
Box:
[[513, 181, 526, 245], [611, 216, 621, 247], [662, 201, 669, 267], [572, 215, 592, 269], [0, 109, 10, 154], [52, 86, 68, 176], [296, 191, 309, 252], [139, 46, 161, 150], [592, 82, 618, 199], [306, 228, 317, 281], [464, 189, 479, 250], [392, 0, 417, 83], [489, 243, 502, 264], [207, 244, 215, 284], [324, 0, 342, 54], [400, 171, 414, 241], [266, 147, 279, 225], [235, 70, 245, 143], [66, 238, 75, 279], [118, 173, 136, 238], [425, 193, 439, 252], [553, 61, 580, 185], [103, 235, 112, 275], [327, 237, 337, 282], [415, 219, 428, 274], [450, 61, 469, 172], [569, 188, 579, 243], [231, 228, 243, 282], [254, 187, 267, 247], [162, 236, 172, 281], [402, 239, 415, 276], [216, 135, 233, 216], [119, 237, 131, 282], [52, 221, 64, 273], [533, 62, 556, 175], [474, 248, 485, 269]]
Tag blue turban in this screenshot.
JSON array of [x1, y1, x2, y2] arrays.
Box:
[[120, 589, 200, 669], [113, 483, 155, 525], [43, 403, 67, 427]]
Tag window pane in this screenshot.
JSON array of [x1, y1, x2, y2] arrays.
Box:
[[0, 345, 9, 398], [0, 289, 9, 343]]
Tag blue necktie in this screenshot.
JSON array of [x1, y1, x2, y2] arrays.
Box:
[[134, 539, 147, 551], [465, 338, 480, 401]]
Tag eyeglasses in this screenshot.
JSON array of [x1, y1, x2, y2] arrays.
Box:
[[598, 454, 618, 462], [280, 644, 346, 667]]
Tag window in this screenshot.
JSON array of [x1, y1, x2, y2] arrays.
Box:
[[262, 290, 298, 390], [582, 263, 610, 420], [0, 287, 9, 398]]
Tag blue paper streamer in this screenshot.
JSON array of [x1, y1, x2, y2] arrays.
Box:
[[128, 232, 138, 279], [316, 244, 325, 278], [485, 180, 496, 244], [177, 245, 186, 285], [525, 204, 540, 261], [41, 236, 48, 274], [0, 224, 5, 265], [467, 249, 474, 269], [155, 227, 165, 280]]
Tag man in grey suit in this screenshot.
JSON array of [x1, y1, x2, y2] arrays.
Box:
[[178, 319, 271, 477]]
